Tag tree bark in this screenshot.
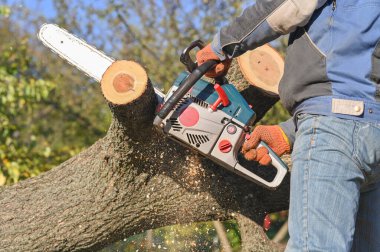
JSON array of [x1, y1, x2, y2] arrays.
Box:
[[0, 60, 289, 251]]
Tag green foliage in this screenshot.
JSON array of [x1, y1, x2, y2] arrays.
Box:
[[0, 38, 78, 185], [0, 6, 10, 18], [259, 101, 291, 125], [222, 220, 242, 250], [0, 3, 111, 184], [101, 220, 241, 251]]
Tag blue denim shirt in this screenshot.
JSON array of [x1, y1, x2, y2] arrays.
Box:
[[212, 0, 380, 146]]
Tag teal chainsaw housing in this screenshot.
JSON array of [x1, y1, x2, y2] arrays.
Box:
[[160, 71, 288, 190], [173, 71, 256, 126]]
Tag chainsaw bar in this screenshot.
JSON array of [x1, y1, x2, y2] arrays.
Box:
[[38, 23, 164, 102]]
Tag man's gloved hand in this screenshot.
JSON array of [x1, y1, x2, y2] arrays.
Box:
[[241, 125, 290, 166], [196, 43, 232, 78]]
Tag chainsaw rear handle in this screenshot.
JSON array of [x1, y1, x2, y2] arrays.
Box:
[[153, 60, 218, 127], [235, 142, 288, 189]]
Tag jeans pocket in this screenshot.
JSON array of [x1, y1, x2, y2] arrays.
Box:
[[372, 40, 380, 83], [356, 123, 380, 181], [296, 113, 308, 120], [296, 113, 313, 125], [295, 113, 317, 137]]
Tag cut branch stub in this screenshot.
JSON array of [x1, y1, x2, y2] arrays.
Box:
[[237, 44, 284, 95], [101, 60, 157, 135], [101, 60, 148, 105]]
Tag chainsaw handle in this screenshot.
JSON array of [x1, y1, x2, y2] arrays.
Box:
[[235, 142, 288, 190], [153, 60, 218, 127], [180, 40, 205, 72]]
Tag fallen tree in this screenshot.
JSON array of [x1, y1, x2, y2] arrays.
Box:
[[0, 59, 290, 252]]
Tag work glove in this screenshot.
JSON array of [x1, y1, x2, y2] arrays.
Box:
[[241, 125, 290, 166], [196, 43, 232, 78]]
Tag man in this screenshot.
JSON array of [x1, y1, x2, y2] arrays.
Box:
[[196, 0, 380, 251]]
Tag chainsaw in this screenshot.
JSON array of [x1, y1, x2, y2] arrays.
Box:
[[153, 40, 288, 189], [38, 24, 288, 190]]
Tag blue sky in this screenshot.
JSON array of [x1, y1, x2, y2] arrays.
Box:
[[7, 0, 56, 17], [6, 0, 110, 19], [7, 0, 252, 20]]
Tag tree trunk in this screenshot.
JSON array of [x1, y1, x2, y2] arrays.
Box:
[[0, 60, 289, 251]]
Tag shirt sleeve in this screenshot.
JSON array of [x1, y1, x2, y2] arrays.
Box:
[[279, 117, 296, 148], [211, 0, 328, 60]]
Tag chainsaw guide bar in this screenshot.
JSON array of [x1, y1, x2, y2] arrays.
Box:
[[38, 23, 164, 103]]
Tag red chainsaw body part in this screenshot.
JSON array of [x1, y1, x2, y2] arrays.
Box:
[[210, 84, 230, 111], [179, 106, 199, 127]]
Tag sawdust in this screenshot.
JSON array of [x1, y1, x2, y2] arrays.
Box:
[[182, 154, 206, 189]]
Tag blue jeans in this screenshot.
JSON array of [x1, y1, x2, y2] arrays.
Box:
[[285, 114, 380, 252]]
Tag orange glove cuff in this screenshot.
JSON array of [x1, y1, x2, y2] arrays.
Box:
[[279, 127, 290, 147]]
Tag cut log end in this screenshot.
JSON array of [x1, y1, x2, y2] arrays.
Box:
[[113, 73, 135, 93], [237, 44, 284, 95], [101, 60, 148, 105], [248, 50, 281, 87]]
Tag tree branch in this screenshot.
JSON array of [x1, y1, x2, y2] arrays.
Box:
[[0, 60, 289, 251]]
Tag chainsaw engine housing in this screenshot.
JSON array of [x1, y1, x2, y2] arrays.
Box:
[[160, 72, 255, 172], [158, 71, 288, 190]]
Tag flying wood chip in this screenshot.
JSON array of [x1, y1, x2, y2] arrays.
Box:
[[237, 44, 284, 95]]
